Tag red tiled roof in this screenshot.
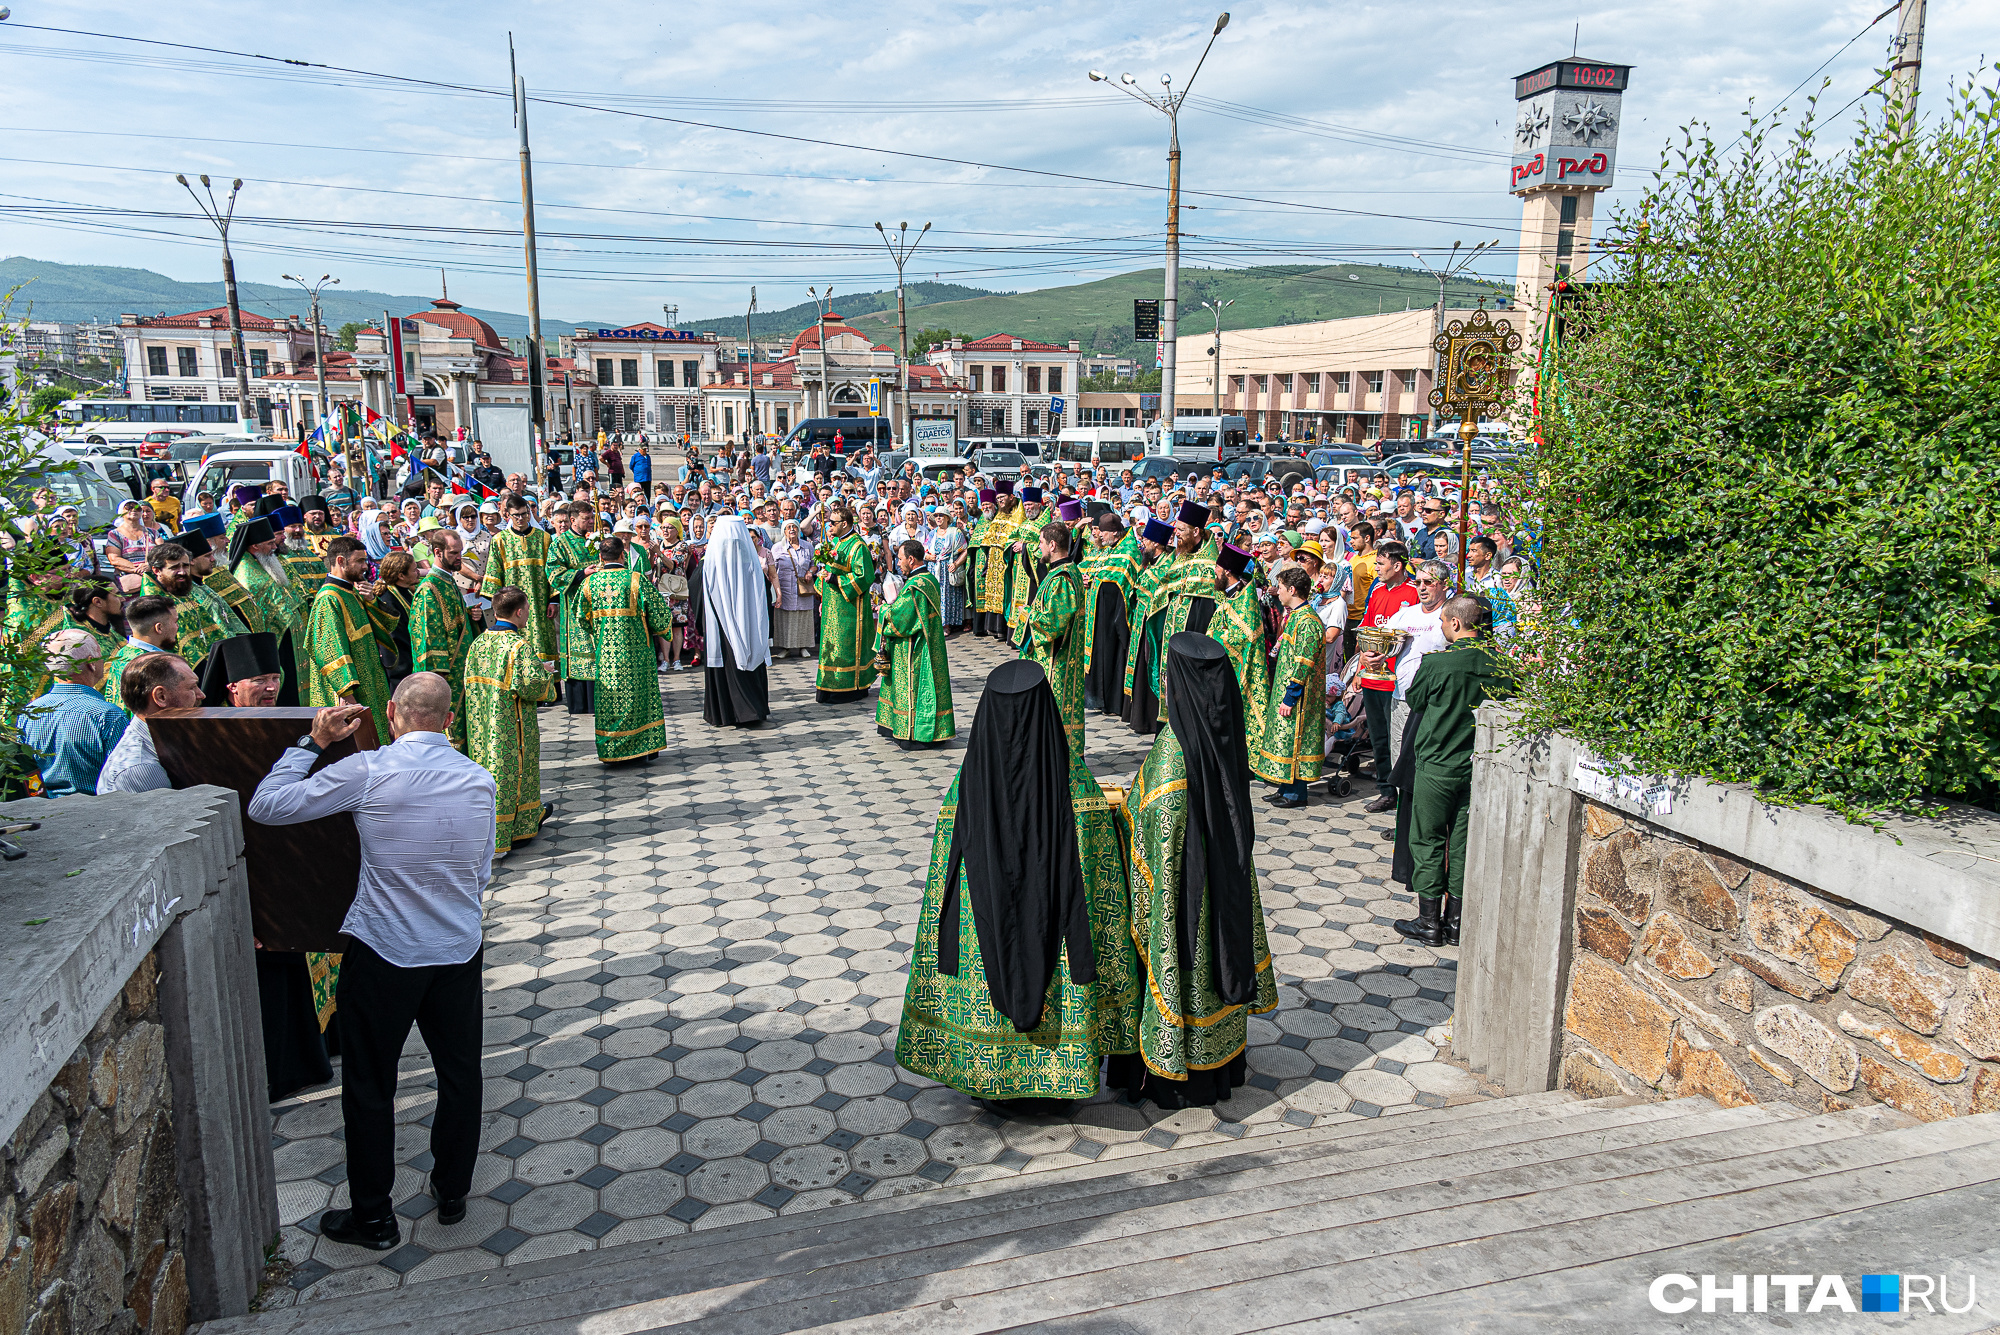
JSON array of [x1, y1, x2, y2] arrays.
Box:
[[136, 307, 294, 331], [408, 297, 505, 352], [958, 333, 1070, 352]]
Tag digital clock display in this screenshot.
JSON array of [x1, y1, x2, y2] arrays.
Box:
[[1515, 59, 1630, 100], [1563, 63, 1626, 90]]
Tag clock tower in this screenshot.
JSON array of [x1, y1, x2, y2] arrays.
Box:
[[1509, 58, 1631, 338]]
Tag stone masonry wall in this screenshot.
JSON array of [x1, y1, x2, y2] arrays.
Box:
[[0, 951, 189, 1335], [1560, 801, 2000, 1122]]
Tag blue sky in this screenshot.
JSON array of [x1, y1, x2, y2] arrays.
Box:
[[0, 0, 1994, 327]]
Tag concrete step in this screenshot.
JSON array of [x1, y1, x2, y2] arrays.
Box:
[[197, 1094, 1942, 1335], [205, 1091, 1599, 1334], [558, 1104, 1923, 1335]]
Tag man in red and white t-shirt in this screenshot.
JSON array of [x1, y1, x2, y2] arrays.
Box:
[[1357, 541, 1419, 811]]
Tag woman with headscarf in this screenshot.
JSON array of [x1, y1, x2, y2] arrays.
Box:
[[929, 509, 967, 634], [1111, 632, 1276, 1109], [769, 519, 817, 658], [360, 508, 397, 584], [699, 514, 772, 727], [895, 660, 1137, 1112]]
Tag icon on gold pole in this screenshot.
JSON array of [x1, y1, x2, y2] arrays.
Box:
[[1427, 301, 1521, 584]]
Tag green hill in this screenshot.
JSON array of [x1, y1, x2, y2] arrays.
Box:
[[682, 282, 993, 340], [842, 263, 1508, 358], [0, 257, 609, 338]]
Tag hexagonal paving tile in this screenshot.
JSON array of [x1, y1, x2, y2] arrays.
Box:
[[267, 635, 1474, 1297]]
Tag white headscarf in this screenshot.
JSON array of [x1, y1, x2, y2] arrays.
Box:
[[701, 515, 772, 671]]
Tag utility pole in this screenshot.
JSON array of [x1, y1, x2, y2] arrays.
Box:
[[1090, 12, 1230, 440], [177, 174, 253, 434], [746, 287, 758, 448], [808, 286, 835, 422], [1201, 297, 1232, 417], [281, 273, 343, 476], [1889, 0, 1926, 139], [875, 221, 931, 451], [511, 37, 548, 473], [1411, 241, 1496, 436]]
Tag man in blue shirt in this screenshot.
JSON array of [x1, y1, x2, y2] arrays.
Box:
[[18, 628, 129, 796]]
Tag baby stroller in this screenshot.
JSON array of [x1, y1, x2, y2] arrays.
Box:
[[1321, 659, 1369, 798]]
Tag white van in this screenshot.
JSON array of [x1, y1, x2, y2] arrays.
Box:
[[1149, 415, 1249, 465], [1053, 426, 1149, 468], [182, 449, 323, 515]]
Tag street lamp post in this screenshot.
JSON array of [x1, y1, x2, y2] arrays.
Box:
[[1411, 241, 1496, 437], [807, 286, 835, 423], [1201, 297, 1232, 417], [177, 174, 254, 435], [1090, 12, 1230, 439], [874, 221, 931, 452], [282, 273, 345, 481]]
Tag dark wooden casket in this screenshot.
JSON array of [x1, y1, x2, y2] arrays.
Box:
[[149, 707, 378, 952]]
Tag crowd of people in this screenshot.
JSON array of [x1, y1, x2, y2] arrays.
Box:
[[4, 433, 1526, 1252]]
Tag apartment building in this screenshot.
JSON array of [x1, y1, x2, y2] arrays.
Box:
[[1170, 307, 1500, 444]]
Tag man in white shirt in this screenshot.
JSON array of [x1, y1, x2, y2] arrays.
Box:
[[246, 674, 496, 1251], [98, 652, 204, 794], [1381, 559, 1452, 770]]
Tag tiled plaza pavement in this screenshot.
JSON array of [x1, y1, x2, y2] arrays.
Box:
[[263, 631, 1484, 1305]]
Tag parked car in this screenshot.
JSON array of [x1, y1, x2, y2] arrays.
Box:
[[972, 449, 1025, 477], [915, 457, 972, 483], [1224, 454, 1315, 493], [1306, 448, 1371, 469]]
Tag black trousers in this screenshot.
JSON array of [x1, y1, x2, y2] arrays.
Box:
[[335, 937, 483, 1221], [1363, 687, 1396, 799]]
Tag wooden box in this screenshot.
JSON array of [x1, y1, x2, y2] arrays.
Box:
[[149, 706, 378, 953]]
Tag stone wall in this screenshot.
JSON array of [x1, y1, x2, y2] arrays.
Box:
[[1561, 801, 2000, 1121], [1454, 710, 2000, 1106], [0, 789, 277, 1327], [1, 953, 188, 1335]]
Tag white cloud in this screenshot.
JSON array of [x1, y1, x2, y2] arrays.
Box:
[[0, 0, 1992, 325]]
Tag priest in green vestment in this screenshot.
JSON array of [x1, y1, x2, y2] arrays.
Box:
[[1122, 504, 1220, 735], [4, 567, 110, 710], [811, 504, 877, 704], [1080, 509, 1140, 716], [276, 500, 328, 599], [465, 585, 558, 858], [1004, 486, 1051, 642], [480, 495, 557, 663], [968, 486, 1017, 639], [1252, 567, 1329, 806], [547, 503, 599, 714], [232, 516, 304, 640], [139, 533, 246, 679], [1018, 521, 1087, 757], [874, 538, 955, 748], [896, 659, 1139, 1108], [1113, 632, 1276, 1109], [581, 535, 673, 763], [300, 535, 396, 745], [1184, 543, 1271, 746], [410, 528, 475, 749]]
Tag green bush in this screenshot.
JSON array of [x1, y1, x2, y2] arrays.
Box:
[[1509, 76, 2000, 816]]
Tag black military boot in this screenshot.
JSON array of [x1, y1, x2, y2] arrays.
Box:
[[1443, 895, 1463, 947], [1392, 895, 1446, 947]]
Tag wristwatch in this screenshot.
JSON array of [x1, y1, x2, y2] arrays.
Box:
[[295, 735, 324, 757]]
